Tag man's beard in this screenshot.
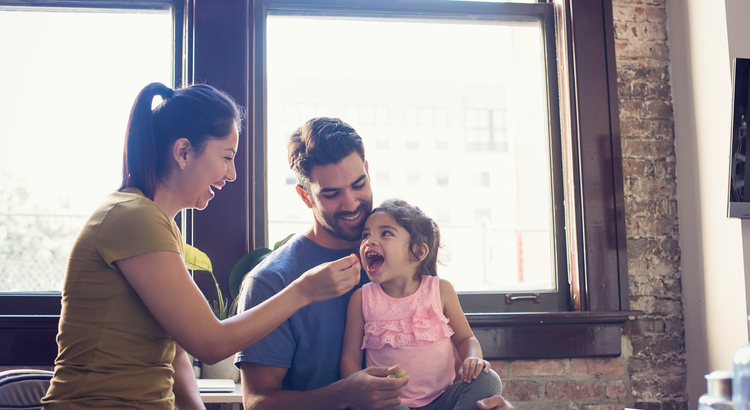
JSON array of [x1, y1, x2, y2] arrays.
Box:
[[313, 200, 373, 242]]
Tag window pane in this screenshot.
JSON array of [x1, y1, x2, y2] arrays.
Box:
[[267, 16, 553, 292], [0, 8, 172, 292]]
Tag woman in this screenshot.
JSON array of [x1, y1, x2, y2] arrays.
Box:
[[41, 83, 361, 409]]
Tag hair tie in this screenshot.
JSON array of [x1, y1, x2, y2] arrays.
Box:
[[163, 86, 175, 100]]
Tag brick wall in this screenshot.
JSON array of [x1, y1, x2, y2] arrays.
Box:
[[495, 1, 686, 409]]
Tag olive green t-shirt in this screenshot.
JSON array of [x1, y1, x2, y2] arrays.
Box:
[[42, 188, 183, 410]]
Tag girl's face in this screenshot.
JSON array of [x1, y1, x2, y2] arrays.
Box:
[[182, 126, 239, 210], [360, 211, 422, 284]]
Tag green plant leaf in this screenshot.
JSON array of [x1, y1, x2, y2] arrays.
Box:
[[184, 243, 213, 273], [273, 233, 295, 250], [228, 233, 295, 300], [228, 247, 272, 300]]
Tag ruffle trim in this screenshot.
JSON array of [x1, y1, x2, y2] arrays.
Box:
[[362, 307, 454, 350]]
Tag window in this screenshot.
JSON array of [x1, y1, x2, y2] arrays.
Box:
[[0, 5, 174, 293], [265, 3, 564, 308], [465, 108, 509, 152], [406, 170, 421, 187], [437, 170, 450, 187], [255, 0, 629, 320]]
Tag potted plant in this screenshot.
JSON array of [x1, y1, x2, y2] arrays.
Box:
[[182, 234, 294, 380]]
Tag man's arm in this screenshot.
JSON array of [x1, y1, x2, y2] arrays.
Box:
[[239, 361, 408, 410]]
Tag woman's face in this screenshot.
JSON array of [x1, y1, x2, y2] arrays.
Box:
[[182, 126, 239, 210]]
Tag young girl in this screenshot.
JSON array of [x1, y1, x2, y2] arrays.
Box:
[[341, 199, 509, 410]]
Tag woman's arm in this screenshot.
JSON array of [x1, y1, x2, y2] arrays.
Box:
[[440, 278, 489, 383], [172, 344, 205, 410], [340, 289, 365, 378], [116, 251, 360, 364]]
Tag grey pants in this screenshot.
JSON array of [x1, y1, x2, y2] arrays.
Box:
[[396, 369, 503, 410]]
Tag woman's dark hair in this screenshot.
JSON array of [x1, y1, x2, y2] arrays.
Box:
[[372, 198, 441, 277], [287, 117, 365, 192], [121, 82, 244, 199]]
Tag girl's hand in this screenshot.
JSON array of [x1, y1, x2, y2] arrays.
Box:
[[459, 357, 490, 383], [295, 254, 361, 303]]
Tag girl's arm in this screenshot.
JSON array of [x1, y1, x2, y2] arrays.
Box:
[[116, 251, 360, 364], [340, 289, 366, 378], [440, 278, 490, 383]]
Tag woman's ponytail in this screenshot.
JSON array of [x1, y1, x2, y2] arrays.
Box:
[[121, 82, 175, 200]]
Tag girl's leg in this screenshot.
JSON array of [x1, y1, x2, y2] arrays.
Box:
[[428, 369, 503, 410]]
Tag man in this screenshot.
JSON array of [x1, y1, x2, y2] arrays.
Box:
[[235, 117, 512, 409]]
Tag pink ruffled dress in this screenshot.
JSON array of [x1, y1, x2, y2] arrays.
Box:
[[361, 275, 456, 407]]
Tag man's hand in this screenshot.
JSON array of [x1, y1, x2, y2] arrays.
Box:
[[341, 365, 408, 410], [477, 395, 514, 410]]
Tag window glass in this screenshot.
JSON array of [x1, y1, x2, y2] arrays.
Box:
[[266, 16, 554, 293], [0, 8, 172, 292]]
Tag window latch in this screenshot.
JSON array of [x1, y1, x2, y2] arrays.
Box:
[[505, 293, 541, 304]]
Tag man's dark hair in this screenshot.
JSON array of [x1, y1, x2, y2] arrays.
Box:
[[287, 117, 365, 191]]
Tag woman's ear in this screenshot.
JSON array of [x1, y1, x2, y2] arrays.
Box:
[[173, 138, 192, 169], [412, 243, 429, 262]]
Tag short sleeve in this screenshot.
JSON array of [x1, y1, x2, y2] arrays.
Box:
[[96, 199, 182, 266], [234, 274, 296, 369]]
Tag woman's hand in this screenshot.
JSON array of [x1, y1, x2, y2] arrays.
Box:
[[458, 357, 490, 383], [295, 254, 361, 303]]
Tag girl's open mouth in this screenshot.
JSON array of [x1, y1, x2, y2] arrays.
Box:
[[365, 251, 384, 273]]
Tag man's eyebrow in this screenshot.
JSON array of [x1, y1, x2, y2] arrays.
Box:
[[319, 174, 367, 193]]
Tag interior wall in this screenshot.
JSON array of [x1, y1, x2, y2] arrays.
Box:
[[666, 0, 748, 407]]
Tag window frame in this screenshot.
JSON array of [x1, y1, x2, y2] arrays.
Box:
[[0, 0, 636, 365], [255, 0, 570, 314]]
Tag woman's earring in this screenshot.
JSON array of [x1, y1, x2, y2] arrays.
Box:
[[182, 163, 186, 167]]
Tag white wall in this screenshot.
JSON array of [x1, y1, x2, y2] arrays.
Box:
[[666, 0, 749, 407]]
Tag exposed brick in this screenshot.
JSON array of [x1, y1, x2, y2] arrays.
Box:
[[630, 335, 684, 357], [615, 22, 668, 41], [616, 40, 671, 61], [488, 360, 510, 378], [631, 375, 685, 399], [628, 356, 687, 377], [606, 380, 628, 400], [626, 237, 680, 262], [502, 380, 540, 401], [626, 217, 677, 237], [545, 381, 603, 401], [629, 276, 682, 299], [619, 79, 672, 100], [618, 61, 670, 83], [512, 359, 566, 377], [571, 358, 627, 376], [613, 4, 667, 24], [625, 197, 678, 219]]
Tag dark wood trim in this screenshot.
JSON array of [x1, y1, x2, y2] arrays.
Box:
[[560, 0, 628, 311], [0, 316, 59, 366], [0, 311, 641, 365], [189, 0, 252, 300]]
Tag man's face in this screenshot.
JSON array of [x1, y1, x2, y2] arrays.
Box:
[[303, 152, 373, 246]]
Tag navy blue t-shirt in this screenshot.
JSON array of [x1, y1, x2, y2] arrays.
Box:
[[234, 234, 367, 391]]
